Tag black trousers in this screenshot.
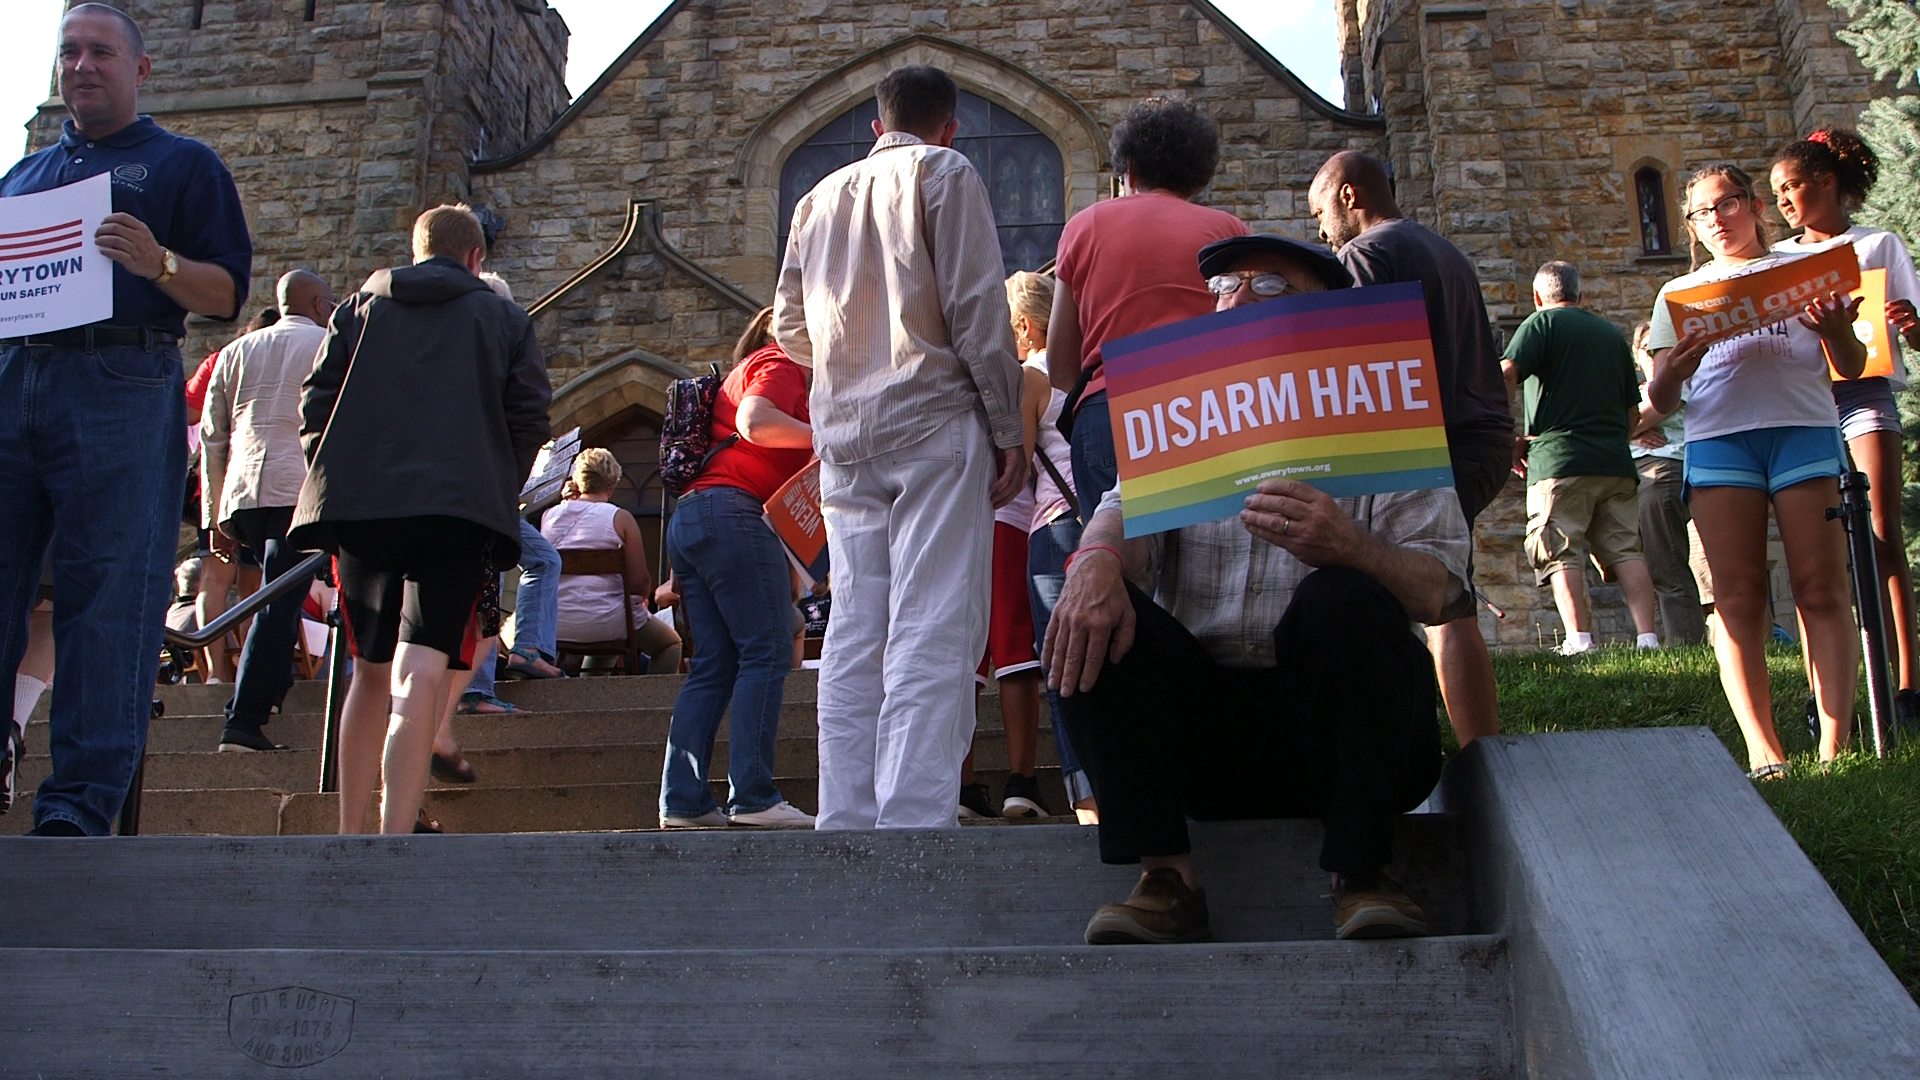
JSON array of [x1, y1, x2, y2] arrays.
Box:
[[1057, 566, 1443, 877], [224, 505, 305, 730]]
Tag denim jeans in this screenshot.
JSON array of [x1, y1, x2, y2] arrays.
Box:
[[1069, 389, 1117, 515], [1027, 515, 1091, 803], [0, 343, 187, 834], [513, 517, 560, 660], [224, 505, 304, 731], [661, 485, 791, 817]]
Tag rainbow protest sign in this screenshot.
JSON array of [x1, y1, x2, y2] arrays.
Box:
[[1103, 281, 1452, 538]]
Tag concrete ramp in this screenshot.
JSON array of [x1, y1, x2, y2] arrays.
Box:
[[1439, 727, 1920, 1079]]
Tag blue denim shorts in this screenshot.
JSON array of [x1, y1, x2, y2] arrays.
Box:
[[1684, 425, 1847, 496]]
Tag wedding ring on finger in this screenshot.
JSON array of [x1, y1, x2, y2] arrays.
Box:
[[1281, 518, 1291, 536]]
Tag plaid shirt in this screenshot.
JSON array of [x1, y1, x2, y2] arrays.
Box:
[[1097, 486, 1471, 668]]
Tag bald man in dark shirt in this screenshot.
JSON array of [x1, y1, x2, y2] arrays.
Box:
[[1309, 152, 1514, 746]]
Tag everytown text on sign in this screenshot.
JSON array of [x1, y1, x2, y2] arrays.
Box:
[[1661, 244, 1861, 351], [0, 173, 112, 335], [1102, 281, 1453, 538]]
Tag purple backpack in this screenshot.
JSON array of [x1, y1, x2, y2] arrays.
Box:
[[659, 364, 740, 496]]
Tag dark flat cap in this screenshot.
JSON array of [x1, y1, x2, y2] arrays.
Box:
[[1197, 233, 1352, 290]]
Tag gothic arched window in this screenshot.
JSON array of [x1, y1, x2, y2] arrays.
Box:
[[1635, 167, 1672, 256], [779, 91, 1067, 275]]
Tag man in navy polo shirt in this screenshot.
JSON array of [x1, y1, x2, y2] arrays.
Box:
[[0, 4, 252, 836]]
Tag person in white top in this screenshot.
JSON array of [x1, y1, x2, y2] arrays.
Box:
[[1771, 128, 1920, 729], [200, 269, 334, 753], [1647, 164, 1867, 776], [773, 65, 1027, 830], [540, 449, 682, 674], [1010, 270, 1097, 823]]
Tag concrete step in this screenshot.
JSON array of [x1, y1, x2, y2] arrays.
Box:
[[0, 935, 1513, 1079], [147, 670, 823, 718], [2, 767, 1077, 837], [0, 818, 1467, 949]]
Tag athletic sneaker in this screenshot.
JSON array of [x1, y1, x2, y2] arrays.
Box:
[[1001, 772, 1050, 819], [1084, 867, 1212, 945], [729, 801, 815, 827], [1332, 871, 1428, 940], [0, 720, 21, 815], [957, 782, 992, 819], [659, 809, 730, 829], [217, 726, 290, 753]]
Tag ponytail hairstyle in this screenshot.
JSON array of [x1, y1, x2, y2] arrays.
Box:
[[1773, 127, 1879, 211], [1683, 163, 1768, 270], [732, 306, 778, 365]]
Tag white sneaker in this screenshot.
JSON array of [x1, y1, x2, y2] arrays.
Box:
[[659, 809, 729, 829], [729, 801, 815, 827]]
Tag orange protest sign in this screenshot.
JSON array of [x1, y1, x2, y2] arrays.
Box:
[[1831, 267, 1895, 381], [762, 459, 829, 585], [1662, 245, 1861, 350]]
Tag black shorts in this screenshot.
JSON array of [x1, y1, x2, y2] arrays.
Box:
[[333, 517, 494, 666], [198, 526, 261, 567], [1437, 434, 1513, 624]]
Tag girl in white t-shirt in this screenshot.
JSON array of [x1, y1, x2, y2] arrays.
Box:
[[1646, 164, 1868, 774], [1771, 128, 1920, 725]]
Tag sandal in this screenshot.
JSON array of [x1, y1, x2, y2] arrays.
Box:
[[413, 807, 444, 833], [456, 691, 517, 715], [431, 751, 477, 784], [1746, 762, 1790, 781], [504, 646, 566, 680]]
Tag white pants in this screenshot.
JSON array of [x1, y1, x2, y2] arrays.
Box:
[[815, 413, 994, 830]]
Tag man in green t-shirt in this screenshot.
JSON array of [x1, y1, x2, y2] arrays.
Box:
[[1502, 261, 1660, 654]]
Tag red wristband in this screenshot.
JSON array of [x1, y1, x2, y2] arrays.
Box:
[[1065, 543, 1124, 574]]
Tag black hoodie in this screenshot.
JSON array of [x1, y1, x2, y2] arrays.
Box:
[[289, 256, 551, 565]]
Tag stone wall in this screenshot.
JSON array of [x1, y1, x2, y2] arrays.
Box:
[[20, 0, 569, 363], [467, 0, 1390, 419]]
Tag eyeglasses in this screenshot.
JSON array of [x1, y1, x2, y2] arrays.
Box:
[[1683, 194, 1748, 223], [1206, 272, 1293, 298]]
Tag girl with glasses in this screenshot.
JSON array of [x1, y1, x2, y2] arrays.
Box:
[[1770, 129, 1920, 731], [1645, 164, 1867, 778]]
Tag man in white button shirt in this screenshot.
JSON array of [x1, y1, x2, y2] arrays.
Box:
[[773, 65, 1027, 830], [201, 269, 333, 753]]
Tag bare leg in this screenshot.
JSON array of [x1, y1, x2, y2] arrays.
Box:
[[1000, 670, 1042, 776], [1850, 430, 1918, 690], [379, 642, 453, 834], [435, 637, 489, 760], [1772, 479, 1860, 761], [336, 660, 392, 834], [196, 555, 236, 680], [1427, 618, 1498, 745], [1548, 566, 1592, 636], [1691, 486, 1785, 769], [1613, 558, 1660, 637]]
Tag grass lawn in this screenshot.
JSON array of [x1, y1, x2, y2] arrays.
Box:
[[1487, 643, 1920, 1000]]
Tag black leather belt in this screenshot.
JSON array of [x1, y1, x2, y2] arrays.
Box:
[[0, 326, 180, 349]]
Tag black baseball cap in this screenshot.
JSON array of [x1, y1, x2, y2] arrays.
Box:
[[1197, 233, 1352, 290]]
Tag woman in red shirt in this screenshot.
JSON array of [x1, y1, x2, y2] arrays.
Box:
[[659, 308, 817, 828]]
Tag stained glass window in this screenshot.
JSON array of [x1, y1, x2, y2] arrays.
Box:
[[778, 91, 1067, 275], [1635, 167, 1672, 256]]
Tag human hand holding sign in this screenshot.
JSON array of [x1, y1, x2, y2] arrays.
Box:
[[1801, 291, 1865, 379], [1240, 479, 1364, 566], [93, 211, 236, 319], [1888, 298, 1920, 350], [94, 212, 166, 280]]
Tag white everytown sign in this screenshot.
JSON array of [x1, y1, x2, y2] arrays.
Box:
[[0, 172, 112, 335]]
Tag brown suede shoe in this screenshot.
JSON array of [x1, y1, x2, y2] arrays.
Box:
[[1084, 867, 1212, 945], [1332, 871, 1428, 940]]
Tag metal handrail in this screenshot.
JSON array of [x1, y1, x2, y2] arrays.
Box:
[[163, 551, 331, 650]]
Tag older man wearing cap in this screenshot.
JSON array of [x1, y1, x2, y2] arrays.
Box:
[[1043, 233, 1469, 946]]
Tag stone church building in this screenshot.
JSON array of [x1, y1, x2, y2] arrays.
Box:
[[24, 0, 1879, 648]]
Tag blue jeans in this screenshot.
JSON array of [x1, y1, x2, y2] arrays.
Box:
[[224, 505, 304, 731], [661, 485, 791, 816], [1069, 389, 1117, 516], [0, 343, 187, 834], [513, 518, 559, 660], [1027, 515, 1091, 804]]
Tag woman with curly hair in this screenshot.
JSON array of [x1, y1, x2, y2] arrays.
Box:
[[1045, 97, 1248, 511], [1647, 164, 1867, 776], [1771, 128, 1920, 728]]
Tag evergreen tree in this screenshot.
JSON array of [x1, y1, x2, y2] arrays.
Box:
[[1832, 0, 1920, 564]]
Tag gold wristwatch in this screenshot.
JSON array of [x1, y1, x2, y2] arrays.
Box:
[[154, 247, 178, 285]]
